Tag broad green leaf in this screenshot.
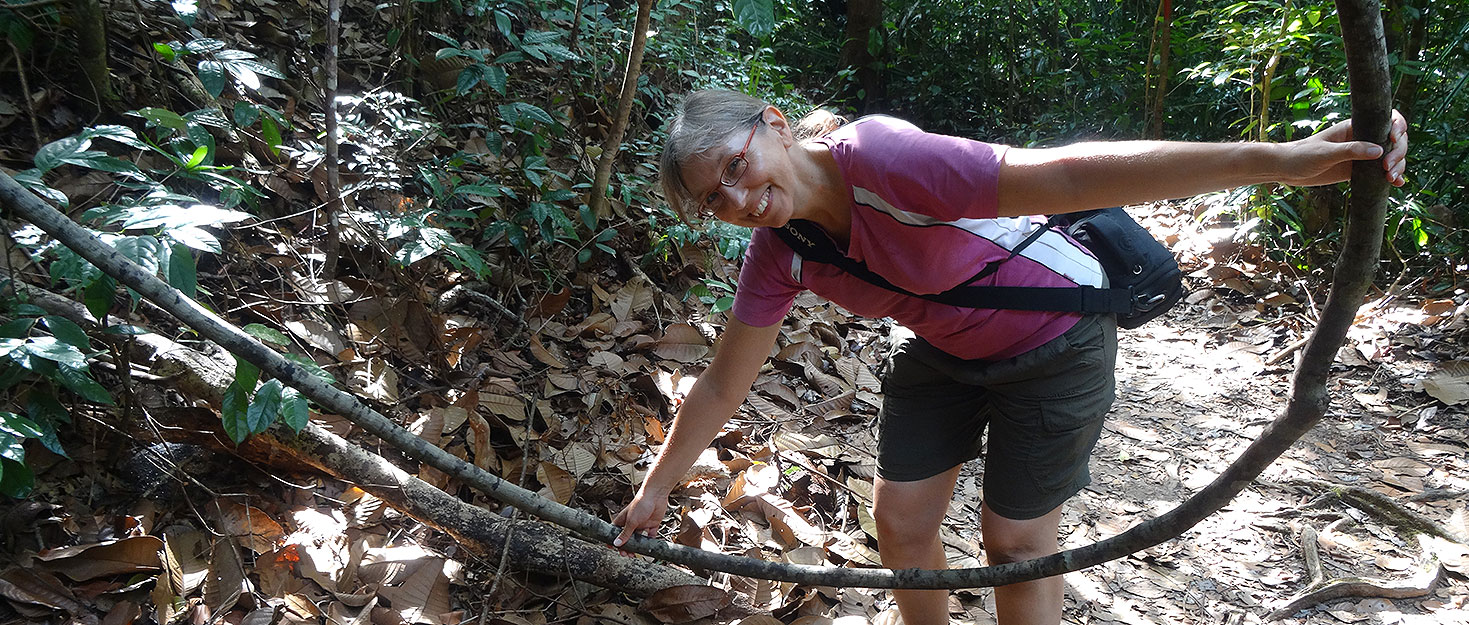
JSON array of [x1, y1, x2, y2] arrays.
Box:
[[102, 325, 151, 336], [498, 102, 555, 127], [55, 364, 114, 404], [280, 388, 308, 432], [233, 357, 260, 392], [261, 116, 282, 156], [41, 316, 91, 351], [454, 185, 501, 198], [246, 379, 283, 435], [0, 412, 45, 439], [0, 458, 34, 498], [0, 361, 28, 391], [576, 248, 591, 264], [0, 319, 34, 339], [5, 17, 34, 52], [243, 324, 290, 346], [184, 145, 208, 169], [484, 66, 508, 95], [13, 170, 69, 208], [0, 434, 23, 463], [133, 107, 190, 131], [64, 153, 142, 176], [221, 380, 250, 444], [112, 236, 163, 275], [34, 137, 85, 173], [233, 102, 260, 127], [120, 204, 250, 230], [166, 245, 198, 299], [731, 0, 775, 39], [23, 338, 87, 366], [165, 226, 221, 253], [227, 58, 284, 80], [83, 125, 149, 150], [26, 388, 71, 424], [198, 60, 226, 97], [184, 38, 226, 54], [224, 62, 261, 91], [456, 65, 483, 95], [282, 353, 336, 384], [214, 49, 256, 61], [185, 107, 231, 129], [153, 42, 178, 62], [84, 275, 116, 321]]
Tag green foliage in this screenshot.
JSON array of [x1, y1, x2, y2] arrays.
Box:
[[688, 277, 735, 313], [0, 303, 113, 497]]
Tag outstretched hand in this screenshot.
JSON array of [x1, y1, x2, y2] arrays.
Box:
[[611, 488, 668, 549], [1277, 110, 1408, 188]]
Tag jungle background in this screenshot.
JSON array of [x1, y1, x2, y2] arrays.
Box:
[[0, 0, 1467, 624]]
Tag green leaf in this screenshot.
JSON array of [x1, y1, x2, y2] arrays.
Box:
[[41, 316, 91, 352], [24, 338, 87, 366], [84, 276, 116, 321], [166, 245, 198, 299], [198, 60, 227, 97], [282, 353, 336, 384], [456, 65, 483, 95], [102, 325, 151, 336], [246, 379, 282, 435], [1, 411, 45, 439], [576, 248, 591, 264], [233, 102, 260, 127], [595, 227, 617, 243], [228, 58, 284, 80], [484, 66, 508, 95], [165, 226, 221, 253], [261, 116, 282, 156], [26, 388, 71, 425], [243, 324, 290, 346], [0, 361, 28, 391], [133, 107, 190, 131], [83, 125, 149, 150], [497, 102, 555, 127], [280, 388, 308, 432], [153, 42, 177, 62], [233, 357, 260, 392], [731, 0, 775, 39], [34, 137, 84, 173], [112, 236, 163, 276], [56, 364, 114, 404], [0, 434, 23, 464], [0, 458, 35, 498], [184, 145, 209, 169], [221, 380, 251, 444], [713, 296, 735, 313], [454, 185, 501, 198], [0, 319, 34, 340]]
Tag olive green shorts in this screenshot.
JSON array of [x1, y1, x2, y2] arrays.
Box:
[[876, 314, 1118, 520]]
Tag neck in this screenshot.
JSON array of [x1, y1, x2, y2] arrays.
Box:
[[788, 142, 850, 241]]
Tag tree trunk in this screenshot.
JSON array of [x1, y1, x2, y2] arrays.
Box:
[[588, 0, 654, 218], [1146, 0, 1173, 139], [321, 0, 344, 278], [838, 0, 883, 113], [69, 0, 114, 113]]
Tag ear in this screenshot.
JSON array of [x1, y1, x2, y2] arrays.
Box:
[[762, 106, 797, 147]]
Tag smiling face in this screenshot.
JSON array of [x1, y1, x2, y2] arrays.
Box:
[[678, 108, 800, 228]]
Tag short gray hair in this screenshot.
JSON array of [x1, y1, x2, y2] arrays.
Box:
[[659, 90, 769, 222]]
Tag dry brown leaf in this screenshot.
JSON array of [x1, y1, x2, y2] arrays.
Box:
[[552, 443, 597, 478], [1423, 361, 1469, 406], [480, 392, 526, 421], [284, 318, 347, 356], [588, 350, 626, 371], [773, 432, 841, 457], [203, 538, 250, 615], [466, 413, 498, 473], [643, 415, 667, 443], [828, 532, 881, 566], [347, 358, 400, 403], [35, 536, 163, 581], [213, 502, 284, 553], [537, 462, 575, 505], [746, 392, 794, 421], [655, 323, 710, 363], [532, 287, 572, 317], [575, 312, 616, 337], [528, 335, 567, 369], [803, 362, 848, 396], [639, 585, 729, 624], [834, 357, 880, 392], [376, 558, 453, 625], [0, 568, 95, 623], [734, 616, 784, 625]]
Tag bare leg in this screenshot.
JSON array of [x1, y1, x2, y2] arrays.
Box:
[[981, 504, 1065, 625], [873, 466, 963, 625]]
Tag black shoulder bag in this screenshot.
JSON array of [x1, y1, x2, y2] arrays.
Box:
[[772, 207, 1183, 329]]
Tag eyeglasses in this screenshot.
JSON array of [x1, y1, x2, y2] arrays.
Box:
[[693, 119, 761, 219]]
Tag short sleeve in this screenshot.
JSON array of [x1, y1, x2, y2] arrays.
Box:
[[817, 117, 1007, 221], [731, 228, 803, 327]]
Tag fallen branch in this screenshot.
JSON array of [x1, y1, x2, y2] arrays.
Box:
[[1266, 528, 1446, 621], [0, 3, 1395, 588], [1280, 478, 1469, 545]]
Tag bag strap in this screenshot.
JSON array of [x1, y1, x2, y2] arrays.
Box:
[[772, 219, 1132, 314]]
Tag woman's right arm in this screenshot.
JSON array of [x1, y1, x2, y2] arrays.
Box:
[[612, 316, 783, 546]]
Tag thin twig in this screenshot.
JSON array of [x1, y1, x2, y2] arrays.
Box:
[[320, 0, 344, 278], [9, 40, 41, 149]]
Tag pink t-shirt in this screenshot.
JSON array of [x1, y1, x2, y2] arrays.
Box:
[[730, 116, 1105, 361]]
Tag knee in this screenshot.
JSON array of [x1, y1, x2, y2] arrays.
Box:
[[982, 531, 1058, 565], [872, 505, 933, 549]]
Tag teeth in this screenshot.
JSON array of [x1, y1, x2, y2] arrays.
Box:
[[753, 189, 769, 217]]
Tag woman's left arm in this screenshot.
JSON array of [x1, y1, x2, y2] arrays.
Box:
[[995, 111, 1408, 218]]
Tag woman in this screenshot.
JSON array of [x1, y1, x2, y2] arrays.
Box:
[[613, 90, 1408, 625]]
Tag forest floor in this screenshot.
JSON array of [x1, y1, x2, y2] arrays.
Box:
[[3, 203, 1468, 625]]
